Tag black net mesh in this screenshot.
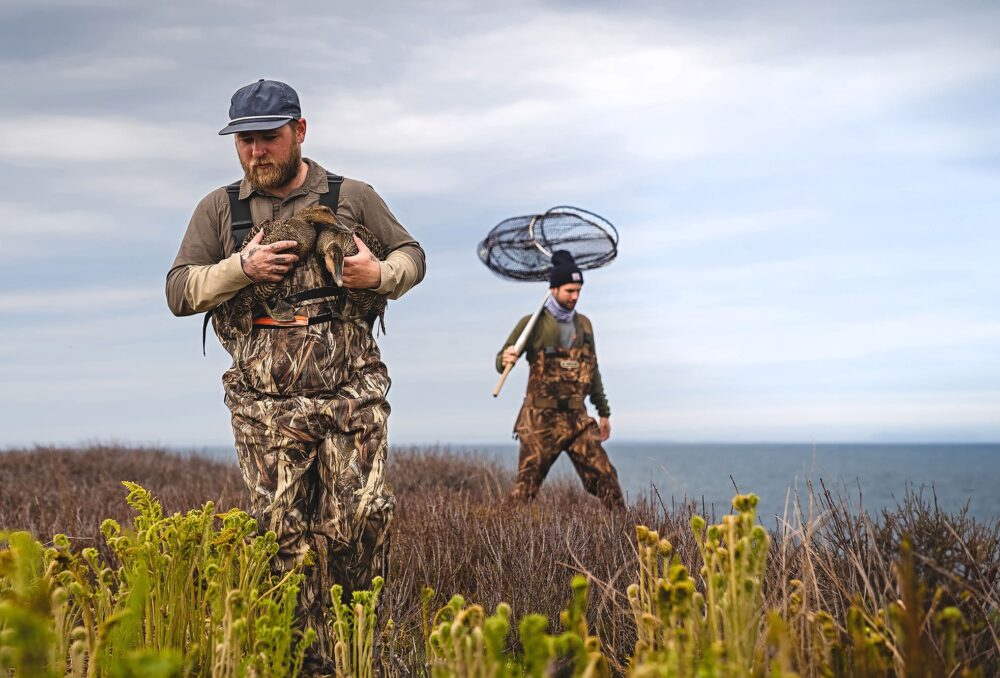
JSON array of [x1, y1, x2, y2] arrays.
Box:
[[477, 206, 618, 281]]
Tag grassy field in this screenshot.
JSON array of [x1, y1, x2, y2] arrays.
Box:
[[1, 444, 998, 676]]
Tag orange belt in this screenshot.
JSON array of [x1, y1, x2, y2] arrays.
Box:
[[253, 315, 309, 327]]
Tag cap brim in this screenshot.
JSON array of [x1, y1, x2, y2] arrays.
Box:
[[218, 117, 295, 135]]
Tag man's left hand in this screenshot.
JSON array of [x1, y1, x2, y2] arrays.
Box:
[[599, 416, 611, 442], [342, 235, 382, 289]]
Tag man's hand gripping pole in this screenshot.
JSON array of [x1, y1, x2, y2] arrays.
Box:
[[493, 291, 551, 397]]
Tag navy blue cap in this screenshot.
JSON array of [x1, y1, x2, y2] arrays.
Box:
[[218, 79, 301, 135]]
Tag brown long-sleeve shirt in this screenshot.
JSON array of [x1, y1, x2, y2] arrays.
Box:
[[166, 159, 425, 316]]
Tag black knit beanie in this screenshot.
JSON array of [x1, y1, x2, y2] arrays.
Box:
[[549, 250, 583, 288]]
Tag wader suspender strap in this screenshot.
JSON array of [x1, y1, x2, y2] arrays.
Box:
[[202, 173, 347, 354], [318, 172, 343, 217], [226, 181, 253, 249]]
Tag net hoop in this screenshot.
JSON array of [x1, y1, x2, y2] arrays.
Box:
[[477, 205, 618, 282]]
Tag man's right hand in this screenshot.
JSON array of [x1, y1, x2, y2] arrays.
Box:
[[501, 346, 520, 368], [240, 230, 300, 283]]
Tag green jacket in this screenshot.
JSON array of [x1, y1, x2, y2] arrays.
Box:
[[496, 310, 610, 417]]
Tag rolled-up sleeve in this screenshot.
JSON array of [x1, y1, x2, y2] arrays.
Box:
[[374, 249, 423, 300]]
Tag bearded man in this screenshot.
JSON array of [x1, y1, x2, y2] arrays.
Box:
[[497, 250, 625, 511], [166, 79, 425, 672]]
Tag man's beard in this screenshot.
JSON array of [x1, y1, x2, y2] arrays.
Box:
[[242, 141, 302, 192]]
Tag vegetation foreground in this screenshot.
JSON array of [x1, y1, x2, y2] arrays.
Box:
[[0, 445, 998, 676]]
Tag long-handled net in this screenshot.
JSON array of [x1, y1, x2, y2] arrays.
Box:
[[477, 205, 618, 281], [478, 205, 619, 395]]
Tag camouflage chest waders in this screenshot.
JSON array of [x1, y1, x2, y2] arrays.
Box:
[[212, 248, 393, 663], [510, 339, 625, 511]]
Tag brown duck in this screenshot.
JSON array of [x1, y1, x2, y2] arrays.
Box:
[[317, 212, 389, 333], [226, 205, 388, 334]]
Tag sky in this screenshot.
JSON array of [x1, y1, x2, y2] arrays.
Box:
[[1, 0, 998, 447]]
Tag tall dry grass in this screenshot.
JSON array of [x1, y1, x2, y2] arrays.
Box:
[[2, 443, 998, 674]]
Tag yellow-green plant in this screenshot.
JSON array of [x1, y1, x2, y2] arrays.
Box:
[[249, 578, 314, 677], [424, 590, 517, 677], [697, 494, 770, 671], [627, 525, 706, 677], [0, 483, 310, 677], [329, 576, 384, 678], [423, 575, 608, 677], [0, 531, 59, 678], [558, 575, 610, 677], [521, 575, 609, 677], [0, 530, 185, 678], [629, 493, 770, 676], [6, 483, 992, 677]]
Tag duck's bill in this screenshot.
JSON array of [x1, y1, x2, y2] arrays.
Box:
[[324, 246, 345, 287]]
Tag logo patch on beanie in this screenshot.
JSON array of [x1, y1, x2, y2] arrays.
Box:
[[572, 272, 581, 281]]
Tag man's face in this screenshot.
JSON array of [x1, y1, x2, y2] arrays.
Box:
[[236, 120, 305, 192], [551, 282, 582, 310]]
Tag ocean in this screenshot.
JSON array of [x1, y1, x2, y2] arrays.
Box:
[[188, 441, 1000, 523]]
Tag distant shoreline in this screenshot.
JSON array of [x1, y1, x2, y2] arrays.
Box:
[[4, 441, 999, 520]]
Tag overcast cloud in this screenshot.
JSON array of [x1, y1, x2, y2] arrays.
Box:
[[1, 0, 998, 447]]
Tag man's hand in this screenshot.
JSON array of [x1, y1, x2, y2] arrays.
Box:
[[501, 346, 520, 368], [240, 230, 300, 282], [599, 416, 611, 442], [342, 235, 382, 289]]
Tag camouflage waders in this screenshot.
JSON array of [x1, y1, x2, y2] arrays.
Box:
[[509, 341, 625, 511], [213, 244, 394, 665]]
